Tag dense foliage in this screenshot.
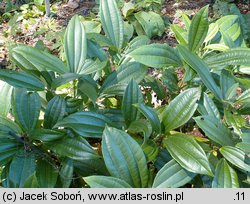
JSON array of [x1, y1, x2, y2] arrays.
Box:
[[0, 0, 250, 188]]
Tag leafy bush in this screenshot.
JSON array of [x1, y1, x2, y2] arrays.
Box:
[[0, 0, 250, 188]]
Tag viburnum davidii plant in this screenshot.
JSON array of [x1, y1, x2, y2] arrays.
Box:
[[0, 0, 250, 188]]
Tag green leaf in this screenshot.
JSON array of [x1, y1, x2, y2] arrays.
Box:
[[64, 15, 87, 74], [163, 133, 213, 176], [170, 24, 188, 46], [54, 112, 112, 138], [220, 146, 250, 172], [134, 11, 165, 38], [100, 0, 124, 49], [51, 136, 99, 160], [135, 103, 161, 134], [0, 138, 21, 165], [9, 154, 36, 187], [236, 142, 250, 153], [128, 119, 152, 142], [77, 76, 98, 104], [178, 45, 223, 100], [188, 6, 209, 52], [0, 82, 13, 116], [79, 59, 107, 75], [203, 93, 220, 119], [129, 44, 181, 68], [205, 48, 250, 69], [194, 116, 234, 146], [30, 129, 64, 142], [162, 88, 201, 132], [11, 45, 68, 74], [122, 80, 143, 126], [102, 127, 149, 187], [0, 116, 22, 136], [0, 70, 44, 91], [36, 160, 58, 188], [100, 62, 147, 96], [124, 35, 150, 55], [204, 23, 219, 43], [24, 173, 39, 188], [12, 89, 41, 133], [44, 96, 66, 129], [51, 73, 79, 89], [153, 159, 196, 188], [212, 159, 239, 188], [220, 69, 237, 100], [236, 89, 250, 103], [84, 176, 132, 188], [60, 159, 74, 188]]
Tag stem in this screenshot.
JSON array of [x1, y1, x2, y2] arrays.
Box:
[[45, 0, 51, 17]]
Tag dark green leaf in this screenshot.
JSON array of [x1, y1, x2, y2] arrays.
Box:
[[12, 89, 41, 133], [212, 159, 239, 188], [9, 154, 36, 187], [178, 45, 223, 100], [44, 96, 66, 129], [0, 70, 44, 91], [54, 112, 112, 138], [102, 127, 149, 187], [100, 0, 124, 49], [194, 116, 234, 146], [64, 15, 87, 73], [51, 136, 99, 160], [188, 6, 209, 52], [153, 159, 196, 188], [129, 44, 181, 68], [162, 88, 201, 132], [163, 133, 213, 176], [36, 159, 58, 188], [84, 176, 132, 188], [11, 45, 68, 74], [122, 80, 143, 126], [220, 146, 250, 172], [135, 103, 161, 134]]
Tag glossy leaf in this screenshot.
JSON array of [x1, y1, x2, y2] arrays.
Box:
[[60, 159, 74, 188], [100, 62, 147, 96], [188, 6, 209, 52], [153, 159, 195, 188], [178, 45, 223, 100], [135, 103, 161, 134], [84, 176, 132, 188], [122, 80, 143, 126], [129, 44, 181, 68], [205, 48, 250, 69], [51, 73, 79, 89], [11, 45, 68, 74], [162, 88, 201, 132], [24, 173, 39, 188], [54, 112, 112, 138], [102, 127, 149, 187], [128, 119, 152, 142], [0, 70, 44, 91], [194, 116, 234, 146], [9, 154, 36, 187], [220, 146, 250, 172], [163, 133, 213, 176], [30, 129, 64, 142], [212, 159, 239, 188], [220, 69, 237, 100], [44, 96, 66, 129], [36, 160, 58, 188], [203, 93, 220, 119], [51, 136, 99, 160], [64, 15, 87, 73], [100, 0, 124, 49], [0, 82, 13, 116], [12, 89, 41, 133]]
